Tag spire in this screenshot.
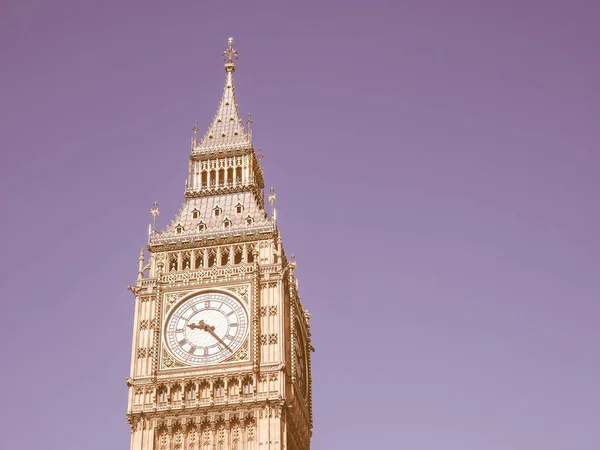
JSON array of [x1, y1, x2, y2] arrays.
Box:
[[195, 38, 251, 153]]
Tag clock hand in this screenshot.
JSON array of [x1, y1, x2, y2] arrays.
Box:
[[187, 320, 211, 331], [203, 324, 234, 353], [186, 320, 233, 353]]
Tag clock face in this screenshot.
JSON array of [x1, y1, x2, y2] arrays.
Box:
[[294, 318, 308, 398], [165, 291, 248, 366]]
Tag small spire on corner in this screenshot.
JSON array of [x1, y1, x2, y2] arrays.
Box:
[[137, 247, 145, 280], [150, 201, 160, 232], [192, 120, 199, 146], [268, 187, 277, 223], [246, 113, 253, 141]]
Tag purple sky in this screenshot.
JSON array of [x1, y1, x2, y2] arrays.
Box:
[[1, 1, 599, 448]]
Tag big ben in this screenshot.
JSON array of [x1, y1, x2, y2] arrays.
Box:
[[126, 39, 313, 450]]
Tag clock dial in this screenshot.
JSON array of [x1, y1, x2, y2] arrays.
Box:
[[294, 318, 308, 398], [165, 291, 248, 366]]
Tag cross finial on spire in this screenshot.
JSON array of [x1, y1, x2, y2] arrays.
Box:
[[222, 37, 238, 72], [150, 201, 160, 231]]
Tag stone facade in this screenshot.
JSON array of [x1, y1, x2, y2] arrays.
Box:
[[126, 39, 313, 450]]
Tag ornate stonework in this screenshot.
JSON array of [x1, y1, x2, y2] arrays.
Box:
[[126, 39, 313, 450]]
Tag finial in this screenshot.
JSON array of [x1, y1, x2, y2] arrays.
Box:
[[192, 120, 199, 146], [138, 247, 145, 280], [246, 113, 253, 141], [222, 37, 238, 72], [268, 187, 277, 223], [150, 201, 160, 231]]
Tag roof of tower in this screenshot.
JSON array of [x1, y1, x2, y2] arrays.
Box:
[[150, 191, 271, 246], [194, 38, 252, 153]]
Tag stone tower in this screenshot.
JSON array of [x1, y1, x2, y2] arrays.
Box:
[[126, 39, 313, 450]]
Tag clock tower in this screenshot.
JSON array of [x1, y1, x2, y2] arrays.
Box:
[[126, 39, 313, 450]]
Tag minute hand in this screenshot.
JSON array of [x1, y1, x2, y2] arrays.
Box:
[[205, 327, 233, 353]]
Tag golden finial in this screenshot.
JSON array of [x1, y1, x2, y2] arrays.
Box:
[[222, 37, 238, 72]]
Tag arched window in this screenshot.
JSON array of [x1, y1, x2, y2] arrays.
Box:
[[194, 250, 203, 269], [185, 382, 196, 401], [208, 250, 216, 268], [214, 382, 224, 398], [221, 247, 229, 266], [168, 253, 178, 272], [245, 216, 253, 226], [214, 207, 222, 217], [223, 219, 231, 229], [192, 209, 200, 219], [198, 222, 206, 231], [243, 377, 254, 395], [175, 224, 184, 234], [234, 246, 243, 264], [235, 203, 243, 214], [182, 252, 191, 270]]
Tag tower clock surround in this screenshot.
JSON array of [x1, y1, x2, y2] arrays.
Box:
[[126, 38, 313, 450], [163, 289, 249, 367]]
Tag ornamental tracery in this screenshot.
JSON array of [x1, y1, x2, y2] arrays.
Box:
[[126, 39, 311, 450]]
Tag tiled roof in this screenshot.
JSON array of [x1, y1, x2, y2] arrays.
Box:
[[152, 192, 271, 243], [194, 69, 251, 153]]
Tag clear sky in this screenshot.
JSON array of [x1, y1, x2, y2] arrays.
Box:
[[1, 1, 599, 449]]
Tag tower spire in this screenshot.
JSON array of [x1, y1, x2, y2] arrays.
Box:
[[194, 38, 250, 152]]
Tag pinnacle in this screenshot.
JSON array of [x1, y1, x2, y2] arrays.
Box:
[[194, 39, 251, 153]]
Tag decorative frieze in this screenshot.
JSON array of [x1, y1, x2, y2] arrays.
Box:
[[137, 347, 153, 358], [259, 333, 278, 345]]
